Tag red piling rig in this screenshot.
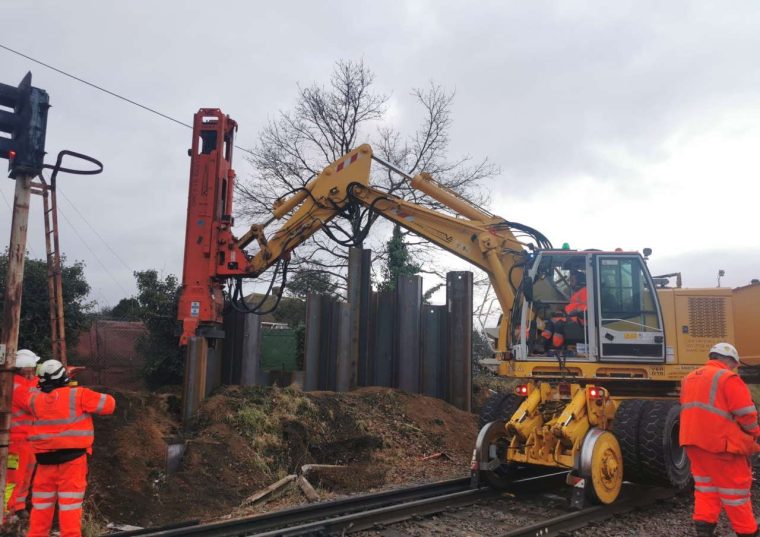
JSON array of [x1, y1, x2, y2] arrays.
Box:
[[177, 109, 256, 345]]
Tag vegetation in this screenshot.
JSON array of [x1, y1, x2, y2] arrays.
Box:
[[379, 225, 420, 291], [108, 270, 183, 388], [0, 251, 93, 359]]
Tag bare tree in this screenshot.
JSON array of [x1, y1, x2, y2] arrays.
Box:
[[237, 59, 497, 293]]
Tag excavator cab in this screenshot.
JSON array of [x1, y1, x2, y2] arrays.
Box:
[[478, 251, 687, 506], [510, 250, 666, 365]]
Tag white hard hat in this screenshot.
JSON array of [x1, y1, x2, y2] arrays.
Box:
[[36, 359, 68, 383], [15, 349, 41, 369], [709, 342, 740, 363]]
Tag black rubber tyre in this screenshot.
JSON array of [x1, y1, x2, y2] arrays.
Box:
[[611, 399, 651, 483], [638, 400, 691, 489], [479, 392, 523, 428]]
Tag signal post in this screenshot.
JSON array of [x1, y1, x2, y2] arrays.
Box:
[[0, 72, 49, 523]]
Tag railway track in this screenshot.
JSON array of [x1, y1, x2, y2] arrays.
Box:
[[498, 486, 675, 537], [106, 471, 564, 537], [106, 473, 671, 537]]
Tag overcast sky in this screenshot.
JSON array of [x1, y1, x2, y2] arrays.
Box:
[[2, 0, 759, 311]]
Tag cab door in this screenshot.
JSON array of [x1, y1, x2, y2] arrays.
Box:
[[595, 255, 666, 362]]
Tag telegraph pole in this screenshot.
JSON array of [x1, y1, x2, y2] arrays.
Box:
[[0, 72, 49, 523], [0, 173, 33, 520]]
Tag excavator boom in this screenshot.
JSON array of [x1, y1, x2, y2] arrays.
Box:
[[177, 114, 535, 352]]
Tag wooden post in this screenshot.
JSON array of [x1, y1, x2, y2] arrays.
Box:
[[0, 174, 33, 522]]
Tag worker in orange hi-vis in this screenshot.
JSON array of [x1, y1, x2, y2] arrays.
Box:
[[3, 349, 41, 524], [25, 360, 115, 537], [541, 270, 588, 349], [680, 342, 760, 537]]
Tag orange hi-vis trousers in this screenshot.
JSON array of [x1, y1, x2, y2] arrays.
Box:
[[686, 446, 758, 535], [6, 440, 35, 514], [28, 455, 87, 537]]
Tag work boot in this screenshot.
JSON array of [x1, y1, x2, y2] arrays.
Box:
[[694, 521, 717, 537]]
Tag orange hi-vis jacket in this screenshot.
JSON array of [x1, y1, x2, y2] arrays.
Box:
[[680, 360, 760, 455], [11, 375, 37, 442], [565, 287, 587, 316], [27, 386, 115, 454]]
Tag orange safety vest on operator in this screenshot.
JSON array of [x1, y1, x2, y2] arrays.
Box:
[[565, 287, 587, 315], [27, 386, 114, 454], [680, 361, 760, 455]]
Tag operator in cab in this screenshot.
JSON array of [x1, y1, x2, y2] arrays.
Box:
[[541, 269, 587, 351], [680, 343, 760, 537]]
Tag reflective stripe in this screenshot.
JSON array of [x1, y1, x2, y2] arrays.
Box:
[[695, 485, 718, 493], [29, 393, 39, 419], [33, 413, 89, 427], [12, 419, 34, 426], [95, 393, 107, 413], [59, 502, 83, 511], [681, 401, 734, 420], [32, 491, 56, 499], [11, 410, 26, 418], [718, 487, 751, 495], [693, 476, 712, 483], [32, 502, 55, 510], [721, 496, 750, 506], [59, 491, 85, 499], [70, 388, 77, 416], [709, 369, 730, 405], [28, 430, 94, 441], [740, 421, 760, 433], [13, 382, 20, 389], [732, 405, 757, 417]]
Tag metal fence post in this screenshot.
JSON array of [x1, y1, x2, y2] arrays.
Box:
[[421, 305, 446, 398], [396, 274, 422, 393], [240, 313, 263, 386], [182, 336, 207, 422], [446, 271, 473, 411], [335, 302, 352, 392], [303, 293, 322, 391]]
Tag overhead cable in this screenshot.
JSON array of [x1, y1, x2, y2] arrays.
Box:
[[0, 43, 254, 156]]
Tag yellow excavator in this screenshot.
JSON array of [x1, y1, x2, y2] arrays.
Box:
[[178, 109, 760, 505]]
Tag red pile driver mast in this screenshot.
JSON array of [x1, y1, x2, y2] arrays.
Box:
[[177, 109, 249, 345]]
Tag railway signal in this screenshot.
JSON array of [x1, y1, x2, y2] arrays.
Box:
[[0, 71, 50, 178]]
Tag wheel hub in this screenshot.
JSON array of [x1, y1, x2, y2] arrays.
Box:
[[579, 428, 623, 504]]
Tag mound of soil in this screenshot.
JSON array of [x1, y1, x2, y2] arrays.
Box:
[[87, 385, 477, 527]]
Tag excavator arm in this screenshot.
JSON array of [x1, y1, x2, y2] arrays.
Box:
[[177, 109, 542, 355], [222, 145, 533, 355]]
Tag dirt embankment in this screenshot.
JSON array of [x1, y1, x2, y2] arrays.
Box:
[[87, 386, 478, 527]]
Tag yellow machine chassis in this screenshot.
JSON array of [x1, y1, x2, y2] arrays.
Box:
[[501, 361, 699, 382]]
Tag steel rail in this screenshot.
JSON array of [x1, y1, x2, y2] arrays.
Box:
[[252, 487, 495, 537], [498, 486, 675, 537], [106, 471, 568, 537], [106, 477, 472, 537]]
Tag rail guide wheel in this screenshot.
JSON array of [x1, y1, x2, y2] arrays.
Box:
[[473, 420, 514, 489], [579, 428, 623, 504]]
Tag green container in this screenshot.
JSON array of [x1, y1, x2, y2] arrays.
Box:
[[261, 328, 298, 371]]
